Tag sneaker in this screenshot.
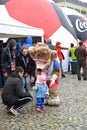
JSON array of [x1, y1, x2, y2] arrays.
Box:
[[78, 78, 81, 80], [62, 74, 66, 77], [36, 107, 41, 112], [83, 78, 87, 80], [10, 106, 20, 116]]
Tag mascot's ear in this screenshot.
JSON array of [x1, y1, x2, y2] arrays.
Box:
[[51, 50, 57, 61], [28, 46, 36, 58]]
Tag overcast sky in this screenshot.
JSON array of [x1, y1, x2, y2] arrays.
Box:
[[78, 0, 87, 3]]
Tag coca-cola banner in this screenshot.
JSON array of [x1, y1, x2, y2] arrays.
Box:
[[68, 15, 87, 41], [62, 7, 87, 42]]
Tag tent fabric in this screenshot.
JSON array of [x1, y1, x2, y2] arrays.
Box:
[[0, 5, 44, 38]]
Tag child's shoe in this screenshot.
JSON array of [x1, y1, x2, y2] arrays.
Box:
[[41, 107, 46, 111], [36, 107, 41, 112]]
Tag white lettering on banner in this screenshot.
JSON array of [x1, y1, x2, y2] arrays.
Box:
[[75, 19, 87, 32]]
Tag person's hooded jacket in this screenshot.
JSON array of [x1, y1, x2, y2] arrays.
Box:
[[1, 71, 32, 106], [1, 39, 17, 75]]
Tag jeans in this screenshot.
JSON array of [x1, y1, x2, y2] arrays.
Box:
[[77, 60, 87, 79], [36, 98, 44, 108], [60, 60, 64, 76], [22, 75, 30, 93]]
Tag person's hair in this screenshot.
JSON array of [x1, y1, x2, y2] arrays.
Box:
[[71, 43, 74, 47], [0, 40, 3, 43], [79, 41, 83, 46], [20, 46, 27, 52], [15, 66, 24, 74]]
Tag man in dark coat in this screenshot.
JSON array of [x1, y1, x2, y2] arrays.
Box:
[[1, 66, 33, 116], [0, 40, 4, 87], [75, 41, 87, 80]]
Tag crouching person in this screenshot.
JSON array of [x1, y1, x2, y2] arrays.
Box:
[[1, 66, 33, 116]]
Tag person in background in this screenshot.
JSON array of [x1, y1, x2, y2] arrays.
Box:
[[46, 39, 56, 50], [56, 41, 68, 77], [1, 66, 33, 116], [16, 47, 36, 93], [1, 39, 17, 84], [69, 43, 77, 60], [75, 41, 87, 80], [16, 41, 22, 55], [0, 40, 4, 87], [33, 72, 49, 112]]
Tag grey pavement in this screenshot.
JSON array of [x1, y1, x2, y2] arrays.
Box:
[[0, 73, 87, 130]]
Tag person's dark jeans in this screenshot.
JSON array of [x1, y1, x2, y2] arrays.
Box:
[[12, 97, 33, 110], [77, 60, 87, 79], [0, 70, 4, 88]]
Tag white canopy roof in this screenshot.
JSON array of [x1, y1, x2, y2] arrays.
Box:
[[0, 5, 44, 38]]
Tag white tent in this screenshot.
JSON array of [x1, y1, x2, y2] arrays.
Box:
[[0, 5, 44, 38]]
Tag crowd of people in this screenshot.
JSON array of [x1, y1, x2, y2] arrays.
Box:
[[0, 38, 87, 116]]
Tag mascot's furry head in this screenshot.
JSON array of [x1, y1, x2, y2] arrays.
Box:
[[28, 42, 57, 71]]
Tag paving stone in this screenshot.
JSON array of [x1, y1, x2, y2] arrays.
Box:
[[0, 74, 87, 130]]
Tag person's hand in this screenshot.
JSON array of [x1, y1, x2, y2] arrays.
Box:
[[32, 86, 37, 90], [30, 76, 34, 83], [3, 72, 8, 77], [24, 73, 28, 77]]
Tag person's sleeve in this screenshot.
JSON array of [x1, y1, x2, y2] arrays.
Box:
[[28, 57, 36, 76], [16, 55, 21, 66], [46, 85, 49, 94], [15, 79, 32, 98], [1, 49, 6, 72], [60, 46, 68, 50]]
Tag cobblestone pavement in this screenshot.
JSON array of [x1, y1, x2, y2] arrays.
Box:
[[0, 73, 87, 130]]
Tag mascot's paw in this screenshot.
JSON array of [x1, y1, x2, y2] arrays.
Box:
[[50, 79, 55, 86], [48, 96, 60, 106]]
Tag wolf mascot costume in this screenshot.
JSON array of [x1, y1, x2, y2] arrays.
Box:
[[28, 42, 61, 106]]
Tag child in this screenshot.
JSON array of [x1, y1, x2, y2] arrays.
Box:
[[33, 72, 49, 112]]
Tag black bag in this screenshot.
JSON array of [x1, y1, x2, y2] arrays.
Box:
[[61, 52, 65, 60]]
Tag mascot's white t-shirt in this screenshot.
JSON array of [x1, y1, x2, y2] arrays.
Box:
[[45, 60, 60, 79]]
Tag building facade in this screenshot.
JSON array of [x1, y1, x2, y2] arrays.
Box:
[[56, 0, 87, 17]]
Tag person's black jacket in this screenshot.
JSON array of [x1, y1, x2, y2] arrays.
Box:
[[0, 48, 3, 69], [16, 53, 36, 76], [1, 72, 32, 106], [1, 39, 17, 74]]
